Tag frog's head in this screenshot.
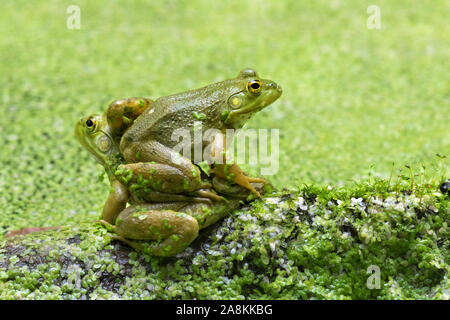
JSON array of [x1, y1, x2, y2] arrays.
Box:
[[223, 68, 282, 129], [74, 113, 121, 178]]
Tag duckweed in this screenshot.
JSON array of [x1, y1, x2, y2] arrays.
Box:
[[0, 0, 448, 300], [0, 182, 448, 300]]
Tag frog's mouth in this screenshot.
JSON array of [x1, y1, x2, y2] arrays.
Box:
[[226, 80, 282, 129]]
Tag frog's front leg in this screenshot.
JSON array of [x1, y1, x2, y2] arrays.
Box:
[[99, 205, 199, 257], [213, 163, 268, 198], [102, 179, 130, 224], [211, 176, 270, 199], [210, 132, 268, 198]]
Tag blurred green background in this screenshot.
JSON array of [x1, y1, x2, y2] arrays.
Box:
[[0, 0, 448, 233]]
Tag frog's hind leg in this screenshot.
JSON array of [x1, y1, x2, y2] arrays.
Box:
[[113, 207, 200, 257], [119, 140, 204, 194]]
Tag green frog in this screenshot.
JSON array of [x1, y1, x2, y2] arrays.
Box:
[[75, 103, 265, 256], [119, 68, 282, 197]]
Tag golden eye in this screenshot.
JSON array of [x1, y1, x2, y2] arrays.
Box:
[[247, 80, 262, 94], [86, 118, 96, 131]]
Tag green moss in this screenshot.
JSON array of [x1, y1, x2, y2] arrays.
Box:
[[0, 181, 448, 300]]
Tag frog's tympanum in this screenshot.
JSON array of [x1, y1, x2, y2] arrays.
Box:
[[75, 69, 280, 256]]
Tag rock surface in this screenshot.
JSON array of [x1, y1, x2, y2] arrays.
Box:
[[1, 187, 448, 299]]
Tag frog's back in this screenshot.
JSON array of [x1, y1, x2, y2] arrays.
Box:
[[121, 79, 239, 148]]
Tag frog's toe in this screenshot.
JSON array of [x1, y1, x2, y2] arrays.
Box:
[[200, 182, 212, 189], [97, 219, 117, 233], [195, 190, 227, 202], [109, 235, 147, 252], [233, 176, 262, 198], [189, 196, 213, 205], [247, 177, 267, 184]]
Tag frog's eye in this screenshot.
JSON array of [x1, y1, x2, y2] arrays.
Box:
[[247, 80, 262, 94], [85, 118, 96, 131]]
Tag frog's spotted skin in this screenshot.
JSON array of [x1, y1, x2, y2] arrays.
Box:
[[120, 68, 282, 196]]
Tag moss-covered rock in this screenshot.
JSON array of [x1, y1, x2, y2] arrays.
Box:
[[1, 185, 448, 300]]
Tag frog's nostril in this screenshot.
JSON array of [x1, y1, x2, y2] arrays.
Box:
[[266, 82, 282, 93]]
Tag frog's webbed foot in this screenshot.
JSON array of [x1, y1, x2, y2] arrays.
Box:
[[208, 132, 272, 198], [107, 235, 173, 257], [97, 219, 117, 232], [212, 175, 270, 200], [213, 163, 268, 198], [109, 235, 143, 251]]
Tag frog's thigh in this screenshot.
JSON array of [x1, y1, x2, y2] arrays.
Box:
[[118, 162, 199, 194], [114, 207, 199, 256], [121, 140, 202, 192]]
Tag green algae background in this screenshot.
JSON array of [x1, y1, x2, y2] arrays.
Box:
[[0, 0, 449, 234], [0, 0, 449, 299]]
